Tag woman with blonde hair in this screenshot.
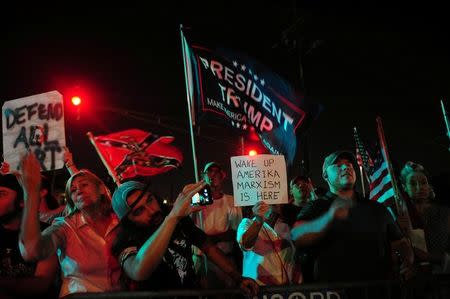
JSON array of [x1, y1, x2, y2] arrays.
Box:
[[18, 152, 121, 298]]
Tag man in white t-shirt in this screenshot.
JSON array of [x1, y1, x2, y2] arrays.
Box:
[[193, 161, 242, 289]]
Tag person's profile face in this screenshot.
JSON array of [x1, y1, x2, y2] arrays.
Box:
[[0, 186, 18, 217]]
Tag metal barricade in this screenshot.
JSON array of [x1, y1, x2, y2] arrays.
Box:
[[66, 274, 450, 299]]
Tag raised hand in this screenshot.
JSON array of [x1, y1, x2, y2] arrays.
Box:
[[252, 201, 270, 220], [63, 146, 74, 166], [329, 197, 352, 220], [0, 161, 10, 175], [18, 152, 42, 199], [169, 181, 207, 219], [63, 146, 78, 175]]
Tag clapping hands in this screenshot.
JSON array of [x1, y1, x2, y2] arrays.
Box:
[[329, 197, 352, 221]]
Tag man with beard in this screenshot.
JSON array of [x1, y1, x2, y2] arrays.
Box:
[[0, 173, 58, 298], [290, 151, 414, 295], [110, 180, 258, 296]]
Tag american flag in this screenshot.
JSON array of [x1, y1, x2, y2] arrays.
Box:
[[353, 127, 373, 172], [353, 127, 395, 205]]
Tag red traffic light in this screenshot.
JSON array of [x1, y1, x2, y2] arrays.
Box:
[[71, 96, 81, 106], [248, 149, 258, 156]]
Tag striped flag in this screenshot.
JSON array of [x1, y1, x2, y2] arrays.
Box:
[[353, 127, 395, 205], [368, 147, 395, 204], [353, 127, 373, 172]]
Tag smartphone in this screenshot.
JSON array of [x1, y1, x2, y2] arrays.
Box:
[[191, 184, 213, 206]]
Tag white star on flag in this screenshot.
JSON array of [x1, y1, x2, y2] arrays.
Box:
[[241, 64, 246, 71], [248, 69, 253, 75], [236, 122, 241, 128], [242, 124, 248, 130], [260, 79, 265, 86], [233, 61, 238, 67], [253, 74, 258, 81]]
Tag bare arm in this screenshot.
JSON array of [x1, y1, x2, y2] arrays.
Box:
[[290, 214, 334, 247], [291, 200, 350, 248], [240, 201, 269, 249], [202, 241, 259, 296], [240, 218, 264, 249], [63, 146, 79, 175], [123, 214, 180, 281], [122, 181, 206, 281], [202, 240, 241, 282], [18, 152, 57, 261]]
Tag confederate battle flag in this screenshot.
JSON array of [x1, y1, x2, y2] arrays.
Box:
[[88, 129, 183, 183]]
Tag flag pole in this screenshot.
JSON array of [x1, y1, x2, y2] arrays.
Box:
[[441, 99, 450, 151], [375, 117, 404, 216], [240, 135, 245, 155], [353, 127, 367, 196], [180, 25, 208, 279], [358, 166, 366, 196], [86, 132, 121, 186], [180, 24, 199, 182]]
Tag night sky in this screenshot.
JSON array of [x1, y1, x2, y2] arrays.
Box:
[[1, 3, 449, 198]]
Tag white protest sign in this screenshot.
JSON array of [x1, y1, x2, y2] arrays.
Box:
[[2, 90, 66, 171], [231, 154, 288, 207]]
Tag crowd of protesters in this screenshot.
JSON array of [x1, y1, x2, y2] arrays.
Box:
[[0, 146, 449, 299]]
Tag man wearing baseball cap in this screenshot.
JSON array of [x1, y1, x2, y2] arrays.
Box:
[[110, 180, 258, 295], [291, 150, 414, 296], [192, 161, 243, 290]]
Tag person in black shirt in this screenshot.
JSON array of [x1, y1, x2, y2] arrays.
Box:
[[284, 175, 318, 227], [0, 173, 58, 298], [111, 180, 258, 296], [285, 175, 318, 283], [291, 151, 414, 284]]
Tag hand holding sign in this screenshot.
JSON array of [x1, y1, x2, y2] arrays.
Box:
[[0, 161, 10, 175], [252, 201, 270, 220]]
